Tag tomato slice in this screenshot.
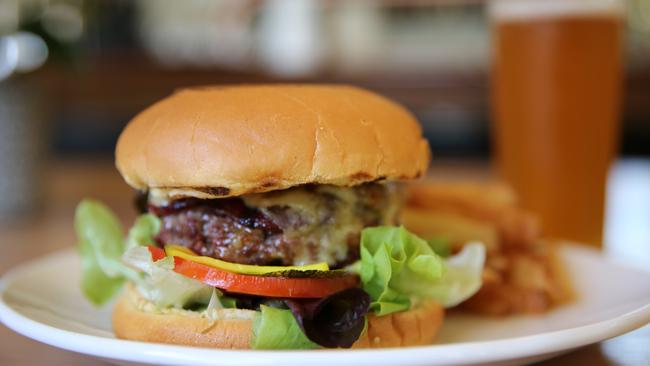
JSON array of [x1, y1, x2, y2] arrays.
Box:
[[148, 245, 166, 261], [172, 256, 359, 298]]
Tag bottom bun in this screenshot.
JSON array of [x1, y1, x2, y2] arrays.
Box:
[[351, 299, 444, 348], [113, 286, 444, 349]]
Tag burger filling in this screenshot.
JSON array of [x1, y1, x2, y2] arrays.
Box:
[[147, 183, 404, 268], [76, 195, 486, 349]]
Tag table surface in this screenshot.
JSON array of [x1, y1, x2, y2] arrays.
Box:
[[0, 158, 648, 366]]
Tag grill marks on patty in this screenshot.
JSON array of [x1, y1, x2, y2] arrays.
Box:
[[150, 183, 401, 267], [153, 198, 291, 265]]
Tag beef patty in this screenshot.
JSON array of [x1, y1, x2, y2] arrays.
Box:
[[149, 183, 402, 267]]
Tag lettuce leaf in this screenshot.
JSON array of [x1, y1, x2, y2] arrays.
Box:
[[359, 226, 485, 315], [252, 305, 318, 350], [125, 213, 161, 249], [122, 246, 213, 308], [427, 237, 451, 257], [421, 242, 485, 307], [75, 199, 223, 309], [360, 226, 445, 315], [77, 239, 125, 306], [75, 200, 166, 305], [206, 288, 236, 313], [75, 199, 138, 305], [122, 214, 216, 308]]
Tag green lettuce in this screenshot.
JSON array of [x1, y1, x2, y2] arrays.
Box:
[[75, 199, 138, 305], [251, 306, 318, 350], [419, 241, 485, 307], [121, 246, 213, 308], [125, 213, 161, 249], [75, 199, 221, 309], [427, 237, 451, 257], [205, 288, 236, 313], [359, 226, 485, 316], [360, 226, 445, 315]]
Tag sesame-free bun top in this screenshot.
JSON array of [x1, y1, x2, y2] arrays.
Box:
[[116, 85, 430, 198]]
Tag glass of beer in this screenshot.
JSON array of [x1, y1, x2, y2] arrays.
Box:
[[489, 0, 625, 246]]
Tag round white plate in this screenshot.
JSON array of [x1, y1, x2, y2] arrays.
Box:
[[1, 244, 649, 366]]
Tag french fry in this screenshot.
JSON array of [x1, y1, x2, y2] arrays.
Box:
[[402, 181, 572, 315]]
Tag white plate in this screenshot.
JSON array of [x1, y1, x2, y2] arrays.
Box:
[[1, 244, 649, 366]]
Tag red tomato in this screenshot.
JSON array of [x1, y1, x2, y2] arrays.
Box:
[[148, 245, 166, 261], [172, 256, 359, 298]]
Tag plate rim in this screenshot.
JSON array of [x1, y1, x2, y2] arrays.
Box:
[[1, 246, 649, 366]]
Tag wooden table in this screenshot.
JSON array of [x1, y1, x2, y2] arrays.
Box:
[[1, 159, 648, 366]]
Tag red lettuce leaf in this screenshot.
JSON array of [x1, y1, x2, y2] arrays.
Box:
[[285, 288, 370, 348]]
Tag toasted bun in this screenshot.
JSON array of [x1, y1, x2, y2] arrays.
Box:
[[352, 300, 444, 348], [115, 85, 430, 199], [113, 287, 443, 349], [112, 287, 256, 349]]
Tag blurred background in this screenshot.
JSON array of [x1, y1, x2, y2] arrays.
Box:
[[2, 0, 649, 159]]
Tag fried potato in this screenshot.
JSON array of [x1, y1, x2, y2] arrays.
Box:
[[402, 181, 573, 315]]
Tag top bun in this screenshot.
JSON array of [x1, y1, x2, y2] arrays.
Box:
[[116, 85, 430, 198]]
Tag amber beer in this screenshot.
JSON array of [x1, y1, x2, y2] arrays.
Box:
[[490, 0, 624, 246]]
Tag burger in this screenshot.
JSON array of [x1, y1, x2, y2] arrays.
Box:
[[74, 85, 485, 349]]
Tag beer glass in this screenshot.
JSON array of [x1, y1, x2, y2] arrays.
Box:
[[489, 0, 625, 246]]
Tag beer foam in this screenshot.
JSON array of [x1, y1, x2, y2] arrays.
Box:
[[489, 0, 625, 22]]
